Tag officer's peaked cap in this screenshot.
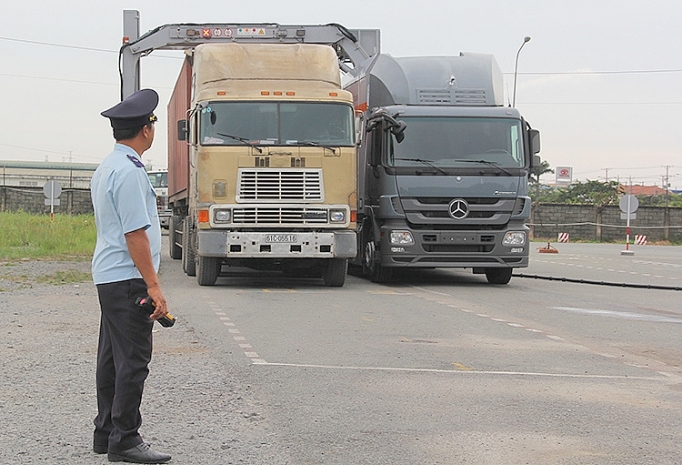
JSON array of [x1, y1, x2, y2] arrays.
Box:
[[101, 89, 159, 130]]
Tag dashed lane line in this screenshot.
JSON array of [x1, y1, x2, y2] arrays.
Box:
[[407, 286, 673, 373], [533, 258, 680, 282], [204, 299, 267, 364]]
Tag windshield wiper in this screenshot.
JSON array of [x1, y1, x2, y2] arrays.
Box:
[[293, 140, 336, 155], [451, 159, 512, 175], [216, 133, 263, 153], [393, 158, 448, 175]]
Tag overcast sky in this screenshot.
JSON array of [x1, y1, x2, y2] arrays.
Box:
[[1, 0, 680, 186]]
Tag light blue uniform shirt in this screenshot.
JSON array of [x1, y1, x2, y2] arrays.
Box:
[[91, 144, 161, 285]]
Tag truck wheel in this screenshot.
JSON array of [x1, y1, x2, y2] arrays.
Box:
[[322, 258, 347, 287], [197, 256, 221, 286], [168, 216, 182, 260], [485, 268, 512, 285], [182, 220, 196, 277], [363, 237, 392, 283]]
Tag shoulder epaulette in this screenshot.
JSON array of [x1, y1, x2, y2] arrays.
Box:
[[126, 154, 145, 168]]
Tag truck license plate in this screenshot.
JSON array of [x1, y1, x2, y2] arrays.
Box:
[[265, 234, 297, 243]]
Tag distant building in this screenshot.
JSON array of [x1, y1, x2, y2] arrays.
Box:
[[620, 184, 669, 196], [0, 160, 99, 189]]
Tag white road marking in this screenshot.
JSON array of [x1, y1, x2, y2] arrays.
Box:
[[553, 306, 682, 324], [255, 362, 662, 381]]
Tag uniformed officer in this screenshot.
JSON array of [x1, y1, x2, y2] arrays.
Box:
[[91, 88, 171, 464]]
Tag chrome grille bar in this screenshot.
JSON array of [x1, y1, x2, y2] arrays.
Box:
[[238, 169, 323, 202]]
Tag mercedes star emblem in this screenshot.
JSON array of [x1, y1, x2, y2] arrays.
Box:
[[448, 199, 469, 219]]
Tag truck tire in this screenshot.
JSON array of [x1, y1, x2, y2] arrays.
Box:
[[182, 220, 196, 277], [485, 268, 512, 285], [168, 216, 182, 260], [363, 236, 392, 283], [322, 258, 347, 287], [197, 256, 221, 286]]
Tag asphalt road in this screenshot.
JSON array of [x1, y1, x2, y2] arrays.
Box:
[[3, 241, 679, 464], [163, 241, 682, 464]]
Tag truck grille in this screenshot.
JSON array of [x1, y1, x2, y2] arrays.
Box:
[[232, 206, 329, 225], [402, 197, 517, 229], [238, 169, 323, 202]]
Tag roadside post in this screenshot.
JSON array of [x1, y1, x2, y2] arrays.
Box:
[[43, 180, 62, 221], [619, 194, 638, 256]]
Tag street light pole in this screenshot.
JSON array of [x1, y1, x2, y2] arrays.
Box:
[[512, 36, 531, 107]]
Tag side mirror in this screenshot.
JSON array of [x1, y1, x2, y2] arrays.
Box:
[[532, 154, 541, 168], [392, 121, 407, 143], [355, 111, 364, 145], [530, 129, 541, 154], [368, 132, 381, 167], [177, 120, 188, 141]]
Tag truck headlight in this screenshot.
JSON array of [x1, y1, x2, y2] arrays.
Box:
[[503, 231, 526, 246], [329, 209, 346, 223], [214, 209, 231, 223], [390, 230, 414, 245]]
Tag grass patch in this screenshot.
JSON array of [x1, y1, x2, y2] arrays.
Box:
[[0, 269, 92, 291], [0, 212, 96, 260], [35, 269, 93, 285]]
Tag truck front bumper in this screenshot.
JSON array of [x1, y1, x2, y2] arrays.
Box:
[[379, 224, 529, 269], [198, 230, 357, 259]]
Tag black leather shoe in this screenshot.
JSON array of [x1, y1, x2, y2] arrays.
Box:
[[94, 442, 108, 454], [108, 443, 171, 463]]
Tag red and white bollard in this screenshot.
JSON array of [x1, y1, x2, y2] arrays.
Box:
[[621, 226, 634, 256]]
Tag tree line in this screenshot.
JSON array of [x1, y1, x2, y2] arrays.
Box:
[[529, 161, 682, 207]]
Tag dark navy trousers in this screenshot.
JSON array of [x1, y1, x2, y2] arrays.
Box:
[[94, 278, 153, 453]]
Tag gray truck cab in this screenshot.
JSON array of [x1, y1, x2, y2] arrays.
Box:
[[346, 53, 540, 284]]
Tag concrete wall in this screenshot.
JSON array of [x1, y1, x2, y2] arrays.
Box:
[[0, 187, 93, 215], [530, 203, 682, 243]]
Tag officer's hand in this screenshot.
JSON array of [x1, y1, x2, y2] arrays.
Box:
[[147, 286, 168, 320]]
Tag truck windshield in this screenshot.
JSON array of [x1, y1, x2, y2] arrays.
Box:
[[147, 172, 168, 188], [388, 117, 525, 169], [200, 102, 354, 147]]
